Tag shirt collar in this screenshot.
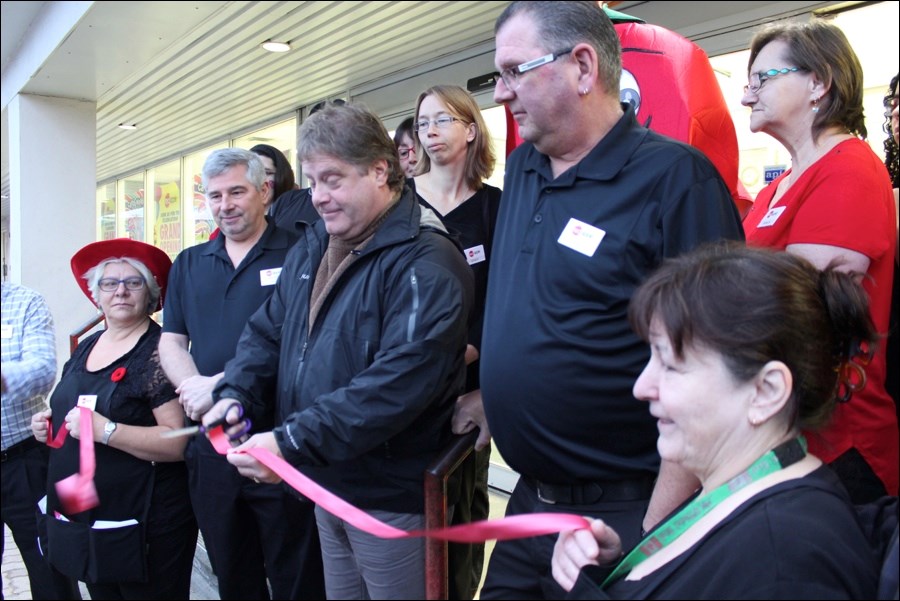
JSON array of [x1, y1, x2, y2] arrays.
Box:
[[522, 103, 648, 184]]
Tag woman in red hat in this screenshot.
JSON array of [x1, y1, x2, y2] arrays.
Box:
[[31, 238, 197, 600]]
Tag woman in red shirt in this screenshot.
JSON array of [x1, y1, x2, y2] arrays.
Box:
[[742, 20, 897, 501]]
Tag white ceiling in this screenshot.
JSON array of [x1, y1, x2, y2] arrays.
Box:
[[2, 0, 850, 221]]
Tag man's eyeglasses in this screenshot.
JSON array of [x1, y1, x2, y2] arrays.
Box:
[[497, 48, 573, 91], [98, 277, 146, 292], [414, 116, 464, 132], [397, 147, 415, 159], [743, 67, 805, 94]]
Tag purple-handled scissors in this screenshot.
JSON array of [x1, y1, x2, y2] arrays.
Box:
[[162, 402, 251, 441]]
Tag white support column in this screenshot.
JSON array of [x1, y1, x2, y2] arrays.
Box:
[[8, 93, 97, 369]]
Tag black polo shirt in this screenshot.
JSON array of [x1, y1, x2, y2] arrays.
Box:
[[480, 105, 744, 483], [162, 219, 298, 376]]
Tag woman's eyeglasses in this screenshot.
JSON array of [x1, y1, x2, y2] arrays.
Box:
[[743, 67, 805, 94], [397, 147, 415, 159], [98, 277, 145, 292], [413, 116, 464, 132]]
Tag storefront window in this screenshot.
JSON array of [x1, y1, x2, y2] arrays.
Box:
[[183, 144, 223, 247], [147, 160, 182, 259], [116, 173, 145, 241], [96, 183, 117, 240], [234, 119, 298, 178]]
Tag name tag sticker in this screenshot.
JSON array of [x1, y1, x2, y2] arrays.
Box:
[[1, 324, 12, 339], [464, 244, 486, 265], [76, 395, 98, 411], [557, 218, 606, 257], [259, 267, 283, 286], [757, 206, 786, 228]]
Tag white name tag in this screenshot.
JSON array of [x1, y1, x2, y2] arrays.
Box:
[[76, 395, 98, 411], [557, 218, 606, 257], [757, 206, 786, 228], [464, 244, 486, 265], [0, 324, 12, 339], [259, 267, 283, 286]]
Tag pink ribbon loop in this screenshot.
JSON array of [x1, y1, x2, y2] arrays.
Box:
[[209, 427, 590, 542], [47, 406, 100, 514]]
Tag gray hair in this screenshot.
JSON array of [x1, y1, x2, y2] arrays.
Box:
[[201, 148, 267, 192], [495, 1, 621, 96], [84, 257, 161, 314]]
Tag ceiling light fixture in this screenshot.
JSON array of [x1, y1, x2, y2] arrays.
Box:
[[118, 123, 137, 130], [261, 39, 291, 52]]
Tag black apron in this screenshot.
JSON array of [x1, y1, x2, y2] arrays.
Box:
[[44, 332, 155, 584]]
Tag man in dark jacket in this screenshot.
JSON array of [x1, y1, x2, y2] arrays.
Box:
[[206, 101, 474, 599]]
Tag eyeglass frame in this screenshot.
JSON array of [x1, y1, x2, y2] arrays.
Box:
[[743, 67, 805, 94], [397, 146, 415, 159], [98, 277, 146, 292], [496, 48, 573, 91], [413, 116, 466, 133]]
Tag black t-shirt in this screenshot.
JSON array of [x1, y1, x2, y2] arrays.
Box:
[[569, 467, 877, 599], [412, 180, 501, 392], [481, 105, 745, 482]]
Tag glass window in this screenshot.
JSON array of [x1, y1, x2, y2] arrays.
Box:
[[234, 119, 298, 180], [116, 173, 145, 240], [183, 144, 223, 247], [96, 183, 117, 240], [482, 105, 507, 190], [147, 160, 182, 259]]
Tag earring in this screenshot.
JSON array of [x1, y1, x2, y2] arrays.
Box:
[[579, 88, 589, 96], [812, 97, 819, 113]]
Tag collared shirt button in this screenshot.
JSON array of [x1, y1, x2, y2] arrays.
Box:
[[534, 214, 543, 223]]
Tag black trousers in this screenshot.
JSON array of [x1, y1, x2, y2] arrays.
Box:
[[479, 477, 650, 600], [84, 519, 197, 600], [1, 440, 81, 600], [186, 438, 325, 600]]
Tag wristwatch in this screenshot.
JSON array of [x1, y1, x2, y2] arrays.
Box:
[[102, 420, 118, 445]]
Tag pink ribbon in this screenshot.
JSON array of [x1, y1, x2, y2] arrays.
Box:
[[208, 427, 590, 542], [47, 406, 100, 514]]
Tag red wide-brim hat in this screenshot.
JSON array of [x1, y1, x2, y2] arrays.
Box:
[[70, 239, 172, 311]]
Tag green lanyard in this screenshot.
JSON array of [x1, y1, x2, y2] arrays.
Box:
[[602, 436, 807, 588]]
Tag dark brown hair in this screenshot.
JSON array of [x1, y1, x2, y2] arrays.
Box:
[[629, 242, 876, 431]]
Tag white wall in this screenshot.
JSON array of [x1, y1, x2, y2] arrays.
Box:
[[8, 93, 97, 372]]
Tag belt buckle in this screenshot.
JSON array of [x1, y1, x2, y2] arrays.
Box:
[[535, 483, 556, 505]]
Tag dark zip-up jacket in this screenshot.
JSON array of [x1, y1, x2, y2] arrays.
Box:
[[214, 187, 474, 513]]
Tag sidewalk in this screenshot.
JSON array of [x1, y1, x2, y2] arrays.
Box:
[[1, 526, 218, 600]]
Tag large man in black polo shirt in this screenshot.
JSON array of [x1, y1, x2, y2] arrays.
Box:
[[451, 3, 745, 599], [158, 148, 324, 599]]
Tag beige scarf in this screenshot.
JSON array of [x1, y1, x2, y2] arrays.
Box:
[[308, 196, 399, 330]]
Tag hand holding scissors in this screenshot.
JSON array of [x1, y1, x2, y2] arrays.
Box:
[[162, 401, 251, 441]]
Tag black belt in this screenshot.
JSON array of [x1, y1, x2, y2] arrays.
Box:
[[1, 437, 41, 463], [522, 474, 655, 505]]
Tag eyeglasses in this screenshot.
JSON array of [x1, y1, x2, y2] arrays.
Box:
[[497, 48, 573, 91], [397, 147, 415, 159], [98, 277, 145, 292], [884, 96, 898, 119], [743, 67, 804, 94], [414, 116, 464, 132]]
